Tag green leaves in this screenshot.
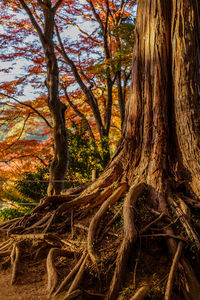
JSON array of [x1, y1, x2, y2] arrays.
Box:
[[16, 167, 49, 202], [66, 120, 103, 183]]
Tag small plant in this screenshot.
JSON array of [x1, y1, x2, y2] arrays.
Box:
[[119, 286, 133, 297], [0, 208, 24, 221], [16, 167, 49, 202]]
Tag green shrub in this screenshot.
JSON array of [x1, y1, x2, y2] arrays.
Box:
[[0, 208, 24, 221]]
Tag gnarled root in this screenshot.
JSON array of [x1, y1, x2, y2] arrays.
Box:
[[130, 284, 150, 300], [168, 196, 200, 250], [164, 241, 183, 300], [87, 183, 127, 265], [66, 254, 88, 296], [54, 252, 86, 297], [47, 248, 71, 294], [107, 183, 145, 300], [53, 254, 88, 300], [11, 242, 22, 285], [180, 259, 200, 300], [0, 174, 200, 300]]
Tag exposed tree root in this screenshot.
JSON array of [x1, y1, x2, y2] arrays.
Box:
[[0, 176, 200, 300], [180, 259, 200, 300], [87, 183, 127, 265], [66, 254, 88, 296], [59, 289, 82, 300], [61, 183, 91, 196], [164, 241, 183, 300], [130, 284, 150, 300], [107, 183, 145, 300], [168, 196, 200, 250], [182, 195, 200, 209], [98, 206, 123, 241], [140, 212, 165, 234], [54, 252, 86, 297], [0, 239, 13, 252], [47, 248, 64, 294], [11, 242, 21, 285], [85, 185, 114, 210]]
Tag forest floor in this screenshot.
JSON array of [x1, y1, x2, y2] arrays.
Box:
[[0, 245, 168, 300], [0, 260, 48, 300], [0, 188, 187, 300]]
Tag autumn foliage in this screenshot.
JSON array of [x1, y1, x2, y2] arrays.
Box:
[[0, 1, 200, 300], [0, 0, 136, 184]]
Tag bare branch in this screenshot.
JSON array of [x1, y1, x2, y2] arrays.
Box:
[[55, 25, 104, 137], [1, 155, 48, 167], [86, 0, 104, 32], [53, 0, 64, 12], [0, 93, 52, 129], [18, 0, 45, 45], [5, 112, 32, 151], [64, 20, 101, 45]]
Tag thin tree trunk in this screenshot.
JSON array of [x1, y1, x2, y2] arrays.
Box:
[[43, 4, 69, 195], [18, 0, 69, 195], [45, 49, 69, 195]]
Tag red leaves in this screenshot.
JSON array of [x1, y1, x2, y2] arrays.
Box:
[[0, 0, 135, 179]]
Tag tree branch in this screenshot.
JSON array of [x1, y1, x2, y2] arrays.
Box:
[[87, 0, 110, 59], [0, 93, 52, 129], [61, 86, 102, 162], [53, 0, 64, 12], [18, 0, 45, 45], [86, 0, 104, 32], [63, 19, 101, 45], [1, 155, 48, 167], [5, 112, 32, 151], [55, 25, 104, 137]]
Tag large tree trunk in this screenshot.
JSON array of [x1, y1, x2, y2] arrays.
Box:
[[1, 1, 200, 299]]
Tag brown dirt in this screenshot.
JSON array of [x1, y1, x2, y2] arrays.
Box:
[[0, 267, 49, 300]]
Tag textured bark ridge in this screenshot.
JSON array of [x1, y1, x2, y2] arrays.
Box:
[[0, 1, 200, 299]]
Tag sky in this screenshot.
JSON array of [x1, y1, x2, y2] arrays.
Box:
[[0, 15, 84, 100], [0, 1, 137, 100], [0, 1, 137, 144]]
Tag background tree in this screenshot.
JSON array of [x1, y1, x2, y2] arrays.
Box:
[[0, 0, 136, 175], [18, 0, 69, 195], [0, 93, 53, 178], [0, 123, 102, 222], [0, 0, 69, 195], [56, 0, 136, 166], [1, 1, 200, 299]]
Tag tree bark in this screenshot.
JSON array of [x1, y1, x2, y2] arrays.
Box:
[[18, 0, 69, 195], [43, 4, 69, 195], [111, 0, 200, 197], [2, 1, 200, 299]]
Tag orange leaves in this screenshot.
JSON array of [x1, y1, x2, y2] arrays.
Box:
[[0, 138, 52, 178], [0, 78, 26, 95], [0, 91, 52, 178], [0, 82, 15, 94], [28, 66, 44, 74], [0, 0, 135, 179]]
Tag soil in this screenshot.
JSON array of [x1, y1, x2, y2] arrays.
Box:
[[0, 263, 49, 300]]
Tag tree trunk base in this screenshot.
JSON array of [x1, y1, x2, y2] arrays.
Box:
[[0, 165, 200, 300]]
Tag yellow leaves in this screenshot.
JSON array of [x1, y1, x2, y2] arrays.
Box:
[[61, 77, 71, 83]]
